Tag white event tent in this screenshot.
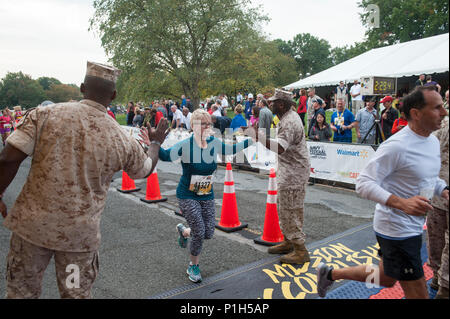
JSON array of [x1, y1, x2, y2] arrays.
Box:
[[284, 33, 449, 89]]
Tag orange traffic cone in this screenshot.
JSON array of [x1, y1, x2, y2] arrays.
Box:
[[216, 163, 248, 233], [254, 168, 284, 246], [140, 168, 168, 204], [117, 171, 141, 193]]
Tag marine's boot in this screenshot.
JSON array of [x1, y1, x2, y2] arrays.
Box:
[[267, 240, 293, 254], [430, 274, 439, 290], [435, 286, 449, 299], [280, 242, 310, 264]]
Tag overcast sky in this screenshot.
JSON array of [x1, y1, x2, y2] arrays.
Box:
[[0, 0, 367, 85]]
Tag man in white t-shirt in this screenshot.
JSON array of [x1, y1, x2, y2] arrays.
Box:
[[316, 86, 449, 299], [334, 81, 348, 108], [180, 107, 192, 130], [171, 105, 183, 129], [220, 94, 228, 108], [212, 104, 222, 118], [350, 79, 364, 115]]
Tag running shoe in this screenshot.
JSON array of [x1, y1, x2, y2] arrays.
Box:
[[187, 264, 202, 283], [316, 262, 334, 298], [176, 223, 188, 248]]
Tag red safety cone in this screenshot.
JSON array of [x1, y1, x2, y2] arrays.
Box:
[[117, 171, 141, 193], [140, 168, 168, 204], [254, 168, 284, 246], [216, 163, 248, 233]]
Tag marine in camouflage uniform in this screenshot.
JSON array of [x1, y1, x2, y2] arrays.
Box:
[[262, 89, 311, 264], [0, 62, 166, 298], [427, 115, 449, 299]]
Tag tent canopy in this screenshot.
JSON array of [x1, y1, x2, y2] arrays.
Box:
[[284, 33, 449, 89]]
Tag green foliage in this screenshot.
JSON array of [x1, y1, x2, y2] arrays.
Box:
[[86, 0, 449, 105], [202, 40, 298, 98], [288, 33, 333, 78], [0, 72, 46, 109], [330, 42, 370, 65], [37, 77, 62, 91], [358, 0, 449, 47], [0, 72, 82, 108], [90, 0, 267, 107], [46, 84, 82, 103]]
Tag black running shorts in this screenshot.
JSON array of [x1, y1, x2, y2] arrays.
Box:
[[376, 234, 424, 281]]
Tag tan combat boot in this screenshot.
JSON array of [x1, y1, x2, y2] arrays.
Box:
[[430, 274, 439, 290], [435, 286, 449, 299], [279, 242, 310, 264], [267, 240, 293, 254]]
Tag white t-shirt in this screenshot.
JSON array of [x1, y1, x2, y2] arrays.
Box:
[[221, 97, 229, 108], [356, 125, 446, 238], [212, 110, 222, 117], [172, 109, 183, 125], [350, 84, 362, 101], [181, 112, 192, 130]]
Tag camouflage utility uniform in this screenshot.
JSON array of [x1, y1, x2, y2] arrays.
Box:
[[276, 110, 311, 245], [4, 100, 153, 298], [427, 116, 449, 290]]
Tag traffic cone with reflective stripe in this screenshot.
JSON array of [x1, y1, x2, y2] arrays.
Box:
[[117, 171, 141, 193], [216, 163, 248, 233], [254, 168, 284, 246], [140, 168, 168, 204]]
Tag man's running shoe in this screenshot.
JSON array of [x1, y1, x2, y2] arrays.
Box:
[[187, 264, 202, 283], [316, 262, 334, 298], [176, 223, 188, 248]]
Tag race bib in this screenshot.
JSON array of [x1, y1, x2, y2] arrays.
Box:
[[3, 124, 11, 129], [189, 175, 213, 195]]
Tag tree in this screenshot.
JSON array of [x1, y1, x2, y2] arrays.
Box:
[[330, 42, 370, 65], [201, 40, 297, 99], [359, 0, 449, 47], [0, 72, 46, 109], [288, 33, 333, 78], [90, 0, 267, 108], [273, 38, 294, 57], [115, 67, 183, 103], [37, 77, 62, 91], [46, 84, 82, 103]]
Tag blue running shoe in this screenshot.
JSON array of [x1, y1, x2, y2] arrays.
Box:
[[176, 223, 188, 248], [187, 264, 202, 283]]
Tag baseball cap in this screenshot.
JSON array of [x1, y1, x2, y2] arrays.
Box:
[[380, 96, 394, 104]]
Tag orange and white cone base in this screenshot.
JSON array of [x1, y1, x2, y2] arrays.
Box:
[[216, 163, 248, 233], [140, 168, 168, 204], [117, 171, 141, 193], [254, 168, 284, 246]]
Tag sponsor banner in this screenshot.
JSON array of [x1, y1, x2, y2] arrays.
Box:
[[307, 142, 376, 184]]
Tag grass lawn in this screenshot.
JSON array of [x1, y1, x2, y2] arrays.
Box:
[[116, 114, 127, 126]]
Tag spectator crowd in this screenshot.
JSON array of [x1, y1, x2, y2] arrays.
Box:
[[120, 74, 448, 146]]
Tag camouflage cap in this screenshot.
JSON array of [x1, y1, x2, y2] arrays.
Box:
[[86, 61, 121, 83], [267, 88, 296, 106]]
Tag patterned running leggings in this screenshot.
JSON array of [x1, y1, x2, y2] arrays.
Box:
[[178, 199, 216, 257]]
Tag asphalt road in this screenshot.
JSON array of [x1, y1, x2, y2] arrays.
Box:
[[0, 145, 375, 299]]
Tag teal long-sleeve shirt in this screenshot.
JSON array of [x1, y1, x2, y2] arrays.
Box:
[[159, 135, 253, 200]]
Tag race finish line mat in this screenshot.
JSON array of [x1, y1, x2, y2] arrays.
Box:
[[151, 223, 437, 299]]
